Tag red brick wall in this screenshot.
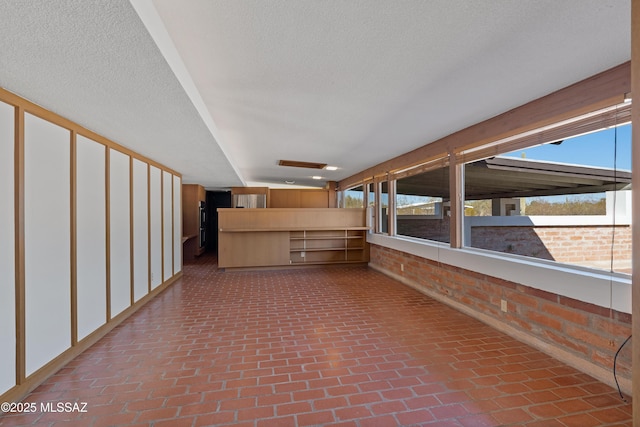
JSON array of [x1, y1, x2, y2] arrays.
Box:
[[471, 225, 632, 265], [369, 244, 632, 383], [397, 217, 450, 243]]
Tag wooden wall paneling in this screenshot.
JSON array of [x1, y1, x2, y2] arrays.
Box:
[[300, 190, 329, 208], [0, 100, 16, 394], [269, 189, 300, 208], [173, 176, 182, 273], [108, 149, 132, 318], [23, 113, 71, 376], [162, 171, 173, 281], [132, 159, 149, 302], [75, 135, 107, 341], [149, 166, 162, 289], [182, 184, 205, 259], [182, 184, 201, 237], [326, 181, 337, 208], [218, 208, 366, 230]]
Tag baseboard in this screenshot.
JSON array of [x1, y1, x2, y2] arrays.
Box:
[[369, 263, 631, 396], [0, 272, 183, 404]]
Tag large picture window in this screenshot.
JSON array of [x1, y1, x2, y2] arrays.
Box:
[[395, 166, 450, 243], [463, 123, 631, 274]]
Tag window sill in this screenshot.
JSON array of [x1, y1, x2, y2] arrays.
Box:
[[368, 233, 631, 313]]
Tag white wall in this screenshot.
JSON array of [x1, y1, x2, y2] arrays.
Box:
[[0, 90, 183, 397], [109, 149, 131, 317], [162, 171, 173, 280], [24, 113, 71, 376], [132, 159, 149, 302], [0, 101, 16, 394], [150, 166, 162, 288], [76, 135, 107, 341]]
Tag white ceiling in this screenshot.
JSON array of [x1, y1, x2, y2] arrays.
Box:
[[0, 1, 631, 189]]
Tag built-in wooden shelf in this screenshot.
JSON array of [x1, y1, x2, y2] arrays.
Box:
[[217, 208, 369, 269], [288, 228, 368, 265]]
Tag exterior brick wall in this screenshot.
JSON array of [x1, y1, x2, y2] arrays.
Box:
[[471, 225, 632, 265], [397, 218, 631, 272], [369, 244, 632, 385], [397, 217, 450, 243]]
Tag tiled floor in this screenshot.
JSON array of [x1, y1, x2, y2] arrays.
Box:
[[1, 253, 632, 426]]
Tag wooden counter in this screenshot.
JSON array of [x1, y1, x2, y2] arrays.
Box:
[[218, 208, 369, 269]]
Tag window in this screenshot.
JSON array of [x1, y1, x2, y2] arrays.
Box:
[[395, 167, 450, 243], [379, 181, 389, 234], [343, 185, 364, 208], [463, 123, 631, 274]]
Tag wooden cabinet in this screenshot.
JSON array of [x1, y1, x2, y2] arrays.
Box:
[[218, 208, 369, 269], [182, 184, 206, 258]]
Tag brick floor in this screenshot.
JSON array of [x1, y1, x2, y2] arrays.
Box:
[[0, 253, 632, 426]]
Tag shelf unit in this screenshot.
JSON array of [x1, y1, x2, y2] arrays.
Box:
[[289, 227, 368, 265], [218, 208, 369, 269]]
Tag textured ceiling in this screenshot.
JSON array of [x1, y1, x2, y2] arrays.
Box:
[[0, 1, 631, 189], [0, 0, 243, 188]]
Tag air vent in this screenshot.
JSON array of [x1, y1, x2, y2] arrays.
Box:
[[278, 160, 327, 169]]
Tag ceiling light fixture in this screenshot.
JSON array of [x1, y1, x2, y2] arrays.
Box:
[[285, 180, 295, 184], [278, 160, 327, 169], [312, 176, 322, 180], [325, 166, 338, 171]]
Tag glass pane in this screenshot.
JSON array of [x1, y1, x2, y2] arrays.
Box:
[[395, 167, 450, 243], [343, 185, 364, 208], [379, 181, 389, 233], [464, 124, 631, 274]]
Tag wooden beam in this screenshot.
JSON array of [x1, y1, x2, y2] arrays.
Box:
[[339, 62, 630, 190]]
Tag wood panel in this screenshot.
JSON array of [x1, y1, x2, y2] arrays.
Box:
[[0, 100, 15, 394], [218, 231, 289, 268], [269, 189, 300, 208], [24, 113, 71, 376], [182, 184, 205, 257], [300, 190, 329, 208], [218, 208, 366, 230], [269, 189, 330, 208]]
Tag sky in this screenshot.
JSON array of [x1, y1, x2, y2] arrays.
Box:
[[501, 123, 632, 171], [344, 123, 633, 206]]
